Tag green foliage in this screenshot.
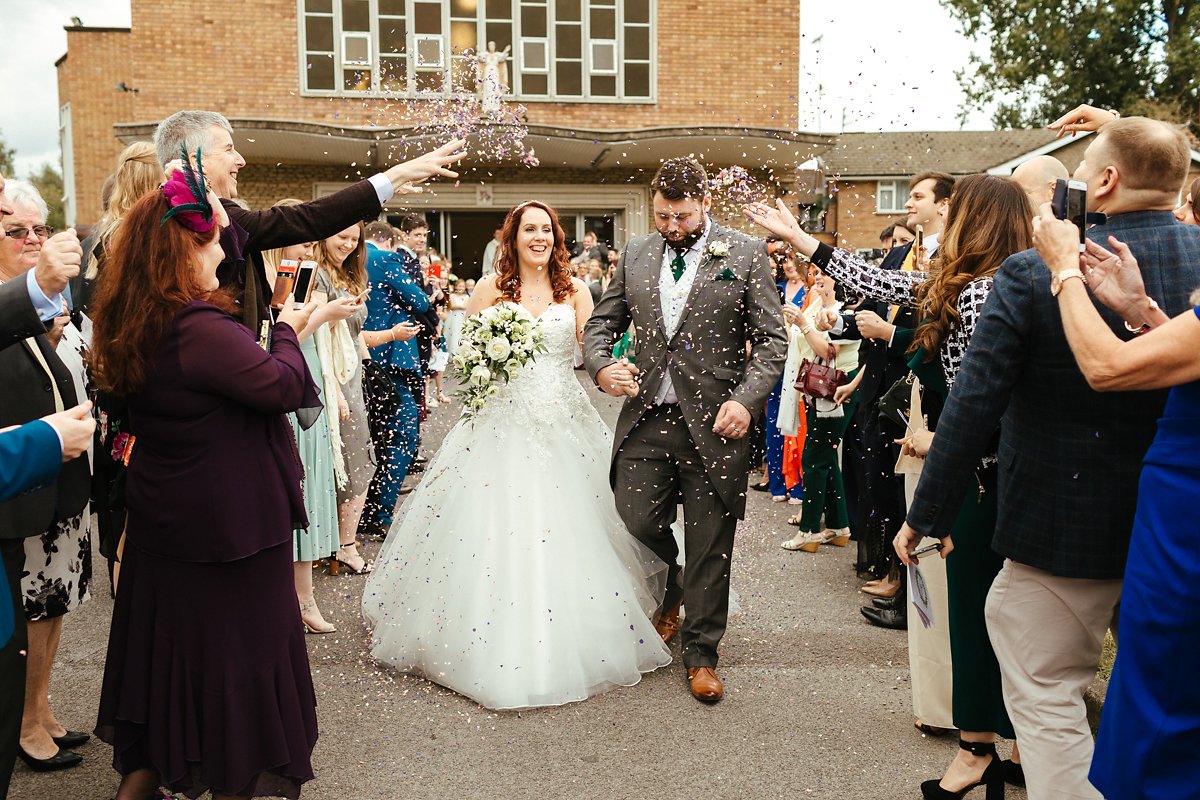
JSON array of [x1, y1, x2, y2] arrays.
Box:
[[27, 163, 65, 231], [0, 138, 14, 177], [943, 0, 1200, 127]]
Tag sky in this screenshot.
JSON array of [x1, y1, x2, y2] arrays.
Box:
[[0, 0, 995, 178]]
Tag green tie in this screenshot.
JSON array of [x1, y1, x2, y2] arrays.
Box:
[[670, 250, 687, 282]]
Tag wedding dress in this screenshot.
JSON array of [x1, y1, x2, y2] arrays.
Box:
[[363, 302, 671, 709]]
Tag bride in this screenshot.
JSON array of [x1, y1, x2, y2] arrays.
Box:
[[362, 200, 671, 709]]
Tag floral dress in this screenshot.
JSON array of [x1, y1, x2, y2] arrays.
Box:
[[22, 318, 92, 620]]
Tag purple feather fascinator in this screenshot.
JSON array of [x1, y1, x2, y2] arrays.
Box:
[[160, 146, 214, 233]]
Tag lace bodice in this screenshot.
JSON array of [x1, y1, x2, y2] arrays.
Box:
[[470, 302, 599, 438]]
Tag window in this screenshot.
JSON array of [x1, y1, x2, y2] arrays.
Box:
[[876, 179, 907, 214], [298, 0, 655, 100]]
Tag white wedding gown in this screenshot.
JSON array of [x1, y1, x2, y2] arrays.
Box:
[[362, 302, 672, 709]]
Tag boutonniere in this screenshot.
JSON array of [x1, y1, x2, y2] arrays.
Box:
[[707, 240, 731, 258]]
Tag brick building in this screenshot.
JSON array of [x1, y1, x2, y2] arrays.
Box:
[[56, 0, 826, 276]]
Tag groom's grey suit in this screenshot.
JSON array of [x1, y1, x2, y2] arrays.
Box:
[[584, 220, 786, 668]]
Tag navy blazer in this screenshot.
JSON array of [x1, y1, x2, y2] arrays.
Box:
[[907, 210, 1200, 579], [0, 420, 60, 503], [364, 244, 431, 371]]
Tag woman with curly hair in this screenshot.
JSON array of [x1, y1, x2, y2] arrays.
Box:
[[362, 200, 671, 710], [748, 173, 1031, 800]]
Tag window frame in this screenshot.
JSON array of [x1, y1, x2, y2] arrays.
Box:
[[297, 0, 656, 102], [876, 179, 908, 214]]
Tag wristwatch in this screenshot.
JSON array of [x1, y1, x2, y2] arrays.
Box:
[[1050, 269, 1087, 297]]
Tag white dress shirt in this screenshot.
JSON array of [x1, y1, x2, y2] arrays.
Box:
[[655, 218, 712, 405]]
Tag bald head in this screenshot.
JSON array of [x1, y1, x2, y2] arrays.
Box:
[[1012, 156, 1069, 211]]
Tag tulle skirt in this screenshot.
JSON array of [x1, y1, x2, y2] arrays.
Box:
[[362, 403, 671, 710]]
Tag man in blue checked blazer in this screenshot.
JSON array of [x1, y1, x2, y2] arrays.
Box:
[[898, 116, 1200, 798]]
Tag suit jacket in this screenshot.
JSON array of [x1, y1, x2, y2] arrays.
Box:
[[907, 210, 1200, 579], [583, 221, 787, 517], [0, 314, 90, 540], [0, 273, 52, 352], [0, 420, 60, 503], [219, 179, 383, 332], [364, 243, 431, 371]]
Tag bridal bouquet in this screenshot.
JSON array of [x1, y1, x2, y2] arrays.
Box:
[[452, 303, 548, 420]]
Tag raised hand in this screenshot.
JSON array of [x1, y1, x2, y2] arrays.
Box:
[[385, 139, 468, 194], [1032, 202, 1085, 274], [1081, 236, 1164, 327], [277, 299, 319, 334], [33, 229, 82, 297], [743, 199, 814, 255], [1047, 104, 1119, 138]]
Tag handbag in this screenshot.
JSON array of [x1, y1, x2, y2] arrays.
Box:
[[794, 357, 846, 401], [877, 372, 915, 428]]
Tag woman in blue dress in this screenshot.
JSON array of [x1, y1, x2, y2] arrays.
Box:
[[1035, 210, 1200, 799]]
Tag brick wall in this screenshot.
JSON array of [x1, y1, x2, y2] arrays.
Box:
[[55, 29, 135, 225]]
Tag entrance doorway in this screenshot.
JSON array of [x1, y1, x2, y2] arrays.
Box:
[[446, 211, 508, 279]]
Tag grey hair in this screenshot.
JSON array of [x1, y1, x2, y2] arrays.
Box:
[[153, 110, 233, 168], [4, 180, 49, 222]]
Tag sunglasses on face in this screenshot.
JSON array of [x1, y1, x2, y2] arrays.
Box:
[[3, 225, 54, 241]]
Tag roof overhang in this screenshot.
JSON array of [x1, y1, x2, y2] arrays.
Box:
[[114, 118, 834, 173]]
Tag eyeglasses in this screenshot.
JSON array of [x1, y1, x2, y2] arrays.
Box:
[[3, 225, 54, 241]]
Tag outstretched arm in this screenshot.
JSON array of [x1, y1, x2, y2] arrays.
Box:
[[731, 241, 788, 413], [582, 246, 633, 382]]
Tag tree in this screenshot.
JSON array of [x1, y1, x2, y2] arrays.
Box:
[[28, 163, 65, 231], [943, 1, 1200, 128], [0, 137, 14, 177]]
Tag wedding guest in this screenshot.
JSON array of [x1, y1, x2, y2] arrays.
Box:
[[152, 110, 462, 334], [898, 112, 1200, 797], [465, 277, 477, 295], [1010, 155, 1069, 212], [1174, 175, 1200, 225], [749, 172, 1033, 798], [360, 222, 427, 540], [1034, 206, 1200, 800], [78, 141, 162, 593], [754, 243, 806, 502], [0, 170, 84, 798], [315, 222, 377, 575], [1, 180, 93, 774], [780, 268, 859, 550], [444, 279, 469, 358], [480, 225, 502, 276], [90, 167, 321, 800]]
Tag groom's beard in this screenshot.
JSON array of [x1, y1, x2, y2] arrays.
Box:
[[662, 217, 708, 252]]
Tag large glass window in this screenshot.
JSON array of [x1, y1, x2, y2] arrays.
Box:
[[299, 0, 655, 100]]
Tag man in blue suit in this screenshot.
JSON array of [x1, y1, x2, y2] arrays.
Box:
[[361, 222, 430, 537]]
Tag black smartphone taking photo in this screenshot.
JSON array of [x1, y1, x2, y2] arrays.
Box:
[[290, 261, 318, 310], [1051, 179, 1088, 252]]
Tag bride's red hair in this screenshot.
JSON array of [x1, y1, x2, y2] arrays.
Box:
[[494, 200, 577, 304]]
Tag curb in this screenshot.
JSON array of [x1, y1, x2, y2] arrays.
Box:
[[1084, 677, 1108, 735]]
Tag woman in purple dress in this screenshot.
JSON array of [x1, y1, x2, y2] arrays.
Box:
[[89, 165, 323, 799]]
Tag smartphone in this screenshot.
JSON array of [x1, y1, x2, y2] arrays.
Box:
[[290, 261, 318, 310], [354, 288, 372, 303], [912, 542, 943, 558], [427, 261, 444, 281], [270, 259, 298, 310], [912, 224, 924, 263], [1052, 179, 1088, 252]]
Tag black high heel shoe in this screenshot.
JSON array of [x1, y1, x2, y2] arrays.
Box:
[[1001, 759, 1024, 787], [920, 740, 1005, 800]]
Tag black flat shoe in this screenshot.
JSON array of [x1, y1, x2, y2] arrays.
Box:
[[749, 481, 771, 492], [872, 594, 905, 611], [17, 746, 83, 772], [860, 605, 907, 630], [51, 730, 89, 749]]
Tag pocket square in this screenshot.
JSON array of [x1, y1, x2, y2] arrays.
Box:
[[715, 268, 738, 281]]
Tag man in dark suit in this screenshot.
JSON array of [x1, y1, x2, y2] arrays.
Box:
[[832, 172, 953, 628], [896, 116, 1200, 798], [152, 111, 463, 334], [0, 171, 94, 795]]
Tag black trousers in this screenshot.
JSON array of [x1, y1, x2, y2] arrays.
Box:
[[857, 402, 907, 580], [0, 540, 28, 800], [613, 404, 738, 669]]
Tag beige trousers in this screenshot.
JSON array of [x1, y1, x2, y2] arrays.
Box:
[[985, 559, 1121, 799]]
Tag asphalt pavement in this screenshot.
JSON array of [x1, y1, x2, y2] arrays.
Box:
[[11, 376, 1026, 800]]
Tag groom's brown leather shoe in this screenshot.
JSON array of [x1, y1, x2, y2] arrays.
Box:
[[654, 601, 682, 644], [687, 667, 723, 704]]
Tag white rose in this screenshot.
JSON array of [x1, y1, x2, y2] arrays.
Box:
[[708, 241, 731, 258], [469, 365, 491, 386], [487, 336, 512, 361]]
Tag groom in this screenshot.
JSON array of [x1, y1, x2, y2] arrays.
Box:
[[584, 158, 787, 703]]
